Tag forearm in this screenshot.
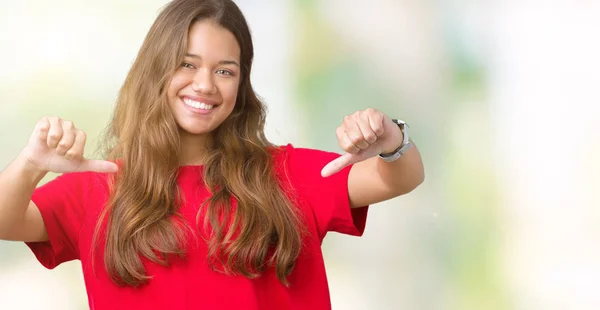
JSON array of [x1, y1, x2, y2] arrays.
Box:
[[375, 140, 424, 195], [348, 140, 424, 207], [0, 154, 47, 238], [326, 110, 425, 207]]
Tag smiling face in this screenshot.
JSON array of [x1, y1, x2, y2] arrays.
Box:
[[167, 19, 241, 140]]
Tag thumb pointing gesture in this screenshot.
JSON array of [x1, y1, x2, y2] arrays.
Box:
[[23, 117, 120, 174], [77, 159, 119, 173], [321, 151, 373, 178], [320, 109, 404, 178]]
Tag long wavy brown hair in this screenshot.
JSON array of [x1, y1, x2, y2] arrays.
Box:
[[93, 0, 304, 287]]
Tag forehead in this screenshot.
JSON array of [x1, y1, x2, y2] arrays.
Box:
[[186, 19, 240, 61]]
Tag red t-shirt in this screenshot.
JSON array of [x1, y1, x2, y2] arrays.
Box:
[[26, 144, 369, 310]]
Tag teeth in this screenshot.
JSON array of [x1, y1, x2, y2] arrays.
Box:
[[183, 98, 214, 110]]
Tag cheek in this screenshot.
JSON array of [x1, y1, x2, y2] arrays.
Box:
[[222, 82, 240, 104], [168, 75, 187, 98]]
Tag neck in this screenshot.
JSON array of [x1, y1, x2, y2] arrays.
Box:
[[178, 131, 213, 166]]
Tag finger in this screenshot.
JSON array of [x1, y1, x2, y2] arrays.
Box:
[[46, 117, 63, 149], [321, 153, 355, 178], [368, 112, 385, 137], [64, 130, 86, 160], [321, 152, 372, 177], [336, 126, 359, 154], [345, 122, 369, 150], [339, 131, 361, 154], [78, 160, 119, 173], [358, 113, 378, 144], [340, 116, 366, 152], [56, 121, 76, 156], [34, 117, 51, 141]]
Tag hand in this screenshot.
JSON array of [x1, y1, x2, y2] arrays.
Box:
[[321, 109, 403, 177], [20, 117, 119, 174]]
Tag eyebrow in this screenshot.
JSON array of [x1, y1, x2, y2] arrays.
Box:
[[185, 53, 240, 67]]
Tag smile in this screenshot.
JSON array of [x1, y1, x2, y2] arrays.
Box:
[[183, 98, 214, 110]]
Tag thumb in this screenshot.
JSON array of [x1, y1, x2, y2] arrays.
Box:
[[78, 159, 119, 173], [321, 153, 358, 178]]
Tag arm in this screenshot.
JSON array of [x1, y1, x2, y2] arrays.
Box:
[[0, 155, 48, 241], [0, 116, 118, 242], [321, 109, 425, 208], [348, 140, 423, 208]]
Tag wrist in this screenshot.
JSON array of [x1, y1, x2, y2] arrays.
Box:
[[381, 125, 404, 154], [378, 119, 412, 163], [15, 153, 49, 183]]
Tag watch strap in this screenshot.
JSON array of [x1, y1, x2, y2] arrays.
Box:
[[378, 119, 412, 162]]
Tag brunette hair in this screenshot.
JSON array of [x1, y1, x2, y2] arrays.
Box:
[[94, 0, 303, 287]]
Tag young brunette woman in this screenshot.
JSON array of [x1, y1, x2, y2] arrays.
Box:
[[0, 0, 424, 309]]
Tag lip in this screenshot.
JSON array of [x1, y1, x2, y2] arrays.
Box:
[[182, 95, 220, 106], [180, 95, 220, 115]]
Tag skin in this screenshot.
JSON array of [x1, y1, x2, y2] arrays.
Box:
[[0, 19, 424, 243], [322, 109, 425, 208], [167, 20, 241, 165]]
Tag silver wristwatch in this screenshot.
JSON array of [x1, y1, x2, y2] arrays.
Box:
[[378, 119, 412, 162]]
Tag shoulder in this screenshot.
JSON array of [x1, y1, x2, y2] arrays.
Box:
[[54, 170, 111, 187], [32, 171, 113, 234], [35, 170, 112, 203], [269, 145, 366, 238], [270, 143, 342, 173], [269, 143, 346, 193]]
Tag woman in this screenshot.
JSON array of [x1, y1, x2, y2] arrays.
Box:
[[0, 0, 424, 309]]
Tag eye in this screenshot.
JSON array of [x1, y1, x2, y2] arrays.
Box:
[[181, 62, 195, 69], [216, 69, 234, 76]]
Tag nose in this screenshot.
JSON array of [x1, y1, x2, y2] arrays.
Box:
[[191, 68, 217, 95]]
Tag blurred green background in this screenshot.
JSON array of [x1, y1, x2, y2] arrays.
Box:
[[1, 1, 599, 309]]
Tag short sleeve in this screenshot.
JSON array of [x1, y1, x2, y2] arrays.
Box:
[[282, 144, 369, 240], [25, 172, 95, 269]]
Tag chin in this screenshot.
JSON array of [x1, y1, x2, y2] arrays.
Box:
[[180, 126, 213, 136]]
